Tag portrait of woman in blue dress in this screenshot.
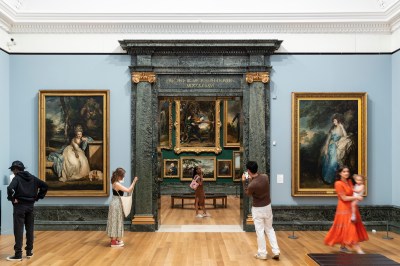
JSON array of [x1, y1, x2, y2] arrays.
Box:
[[321, 113, 354, 184]]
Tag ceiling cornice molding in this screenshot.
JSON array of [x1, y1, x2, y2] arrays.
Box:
[[0, 17, 11, 32], [0, 0, 15, 32], [7, 12, 397, 23], [9, 21, 391, 34], [387, 0, 400, 30], [390, 16, 400, 31], [1, 1, 400, 34]]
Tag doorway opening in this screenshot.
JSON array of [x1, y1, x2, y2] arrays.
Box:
[[156, 96, 243, 231]]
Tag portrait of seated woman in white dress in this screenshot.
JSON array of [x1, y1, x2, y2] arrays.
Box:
[[48, 124, 93, 182], [59, 125, 92, 182]]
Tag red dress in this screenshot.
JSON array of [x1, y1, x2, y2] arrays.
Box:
[[324, 179, 369, 246]]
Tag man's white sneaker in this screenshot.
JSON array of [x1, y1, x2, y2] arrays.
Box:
[[196, 214, 204, 218], [254, 253, 267, 260]]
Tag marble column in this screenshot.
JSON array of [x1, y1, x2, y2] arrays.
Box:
[[131, 71, 157, 231], [247, 72, 269, 172], [243, 71, 270, 231]]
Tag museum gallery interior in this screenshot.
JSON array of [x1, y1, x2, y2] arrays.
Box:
[[1, 0, 400, 265]]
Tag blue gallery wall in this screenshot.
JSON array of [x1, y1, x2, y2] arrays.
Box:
[[392, 50, 400, 206], [9, 55, 131, 205], [0, 49, 10, 185], [5, 53, 394, 206], [0, 50, 12, 234], [270, 54, 392, 205]]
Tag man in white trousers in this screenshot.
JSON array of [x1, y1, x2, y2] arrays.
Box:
[[242, 161, 280, 260]]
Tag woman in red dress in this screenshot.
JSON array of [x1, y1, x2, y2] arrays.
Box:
[[324, 166, 369, 254]]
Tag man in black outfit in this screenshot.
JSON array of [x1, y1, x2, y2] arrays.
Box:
[[6, 160, 48, 261]]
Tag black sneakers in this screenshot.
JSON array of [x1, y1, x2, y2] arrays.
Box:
[[27, 251, 34, 258], [6, 255, 23, 261]]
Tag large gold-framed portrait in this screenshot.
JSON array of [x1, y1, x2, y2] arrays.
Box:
[[174, 99, 222, 154], [292, 92, 367, 196], [39, 90, 110, 196]]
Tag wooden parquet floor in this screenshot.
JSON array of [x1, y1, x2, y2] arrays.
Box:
[[1, 196, 399, 265]]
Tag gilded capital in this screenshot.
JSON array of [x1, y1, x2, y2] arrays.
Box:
[[246, 72, 269, 84], [132, 72, 156, 84]]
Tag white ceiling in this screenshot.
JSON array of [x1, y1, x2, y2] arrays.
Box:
[[1, 0, 400, 33], [1, 0, 400, 53], [6, 0, 399, 13]]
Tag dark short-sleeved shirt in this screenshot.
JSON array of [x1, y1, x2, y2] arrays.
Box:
[[245, 174, 271, 207]]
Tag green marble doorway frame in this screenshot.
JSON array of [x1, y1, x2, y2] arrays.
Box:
[[119, 40, 282, 232]]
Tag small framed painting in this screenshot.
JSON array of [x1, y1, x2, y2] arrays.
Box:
[[163, 159, 179, 178], [180, 156, 216, 181], [233, 151, 242, 182], [223, 100, 241, 147], [217, 159, 232, 178], [159, 99, 173, 149]]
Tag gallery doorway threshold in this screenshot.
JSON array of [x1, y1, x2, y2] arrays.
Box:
[[157, 224, 243, 232]]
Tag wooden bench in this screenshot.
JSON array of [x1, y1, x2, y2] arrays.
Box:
[[170, 193, 227, 208]]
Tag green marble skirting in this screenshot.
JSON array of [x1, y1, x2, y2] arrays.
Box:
[[34, 205, 399, 233]]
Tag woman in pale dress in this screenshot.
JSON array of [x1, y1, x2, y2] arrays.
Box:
[[106, 168, 138, 247], [59, 125, 91, 182]]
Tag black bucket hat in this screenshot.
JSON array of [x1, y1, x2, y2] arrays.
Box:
[[9, 160, 25, 170]]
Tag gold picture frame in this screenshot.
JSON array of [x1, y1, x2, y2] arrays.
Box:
[[163, 159, 179, 178], [39, 90, 110, 196], [292, 92, 367, 196], [159, 99, 173, 149], [217, 159, 232, 178], [223, 100, 241, 147], [180, 156, 216, 181], [174, 99, 222, 154]]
